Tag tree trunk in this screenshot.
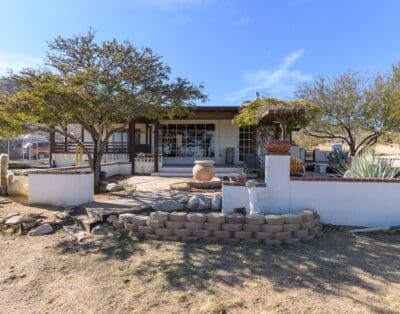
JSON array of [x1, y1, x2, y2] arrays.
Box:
[[92, 138, 103, 193], [349, 143, 356, 157]]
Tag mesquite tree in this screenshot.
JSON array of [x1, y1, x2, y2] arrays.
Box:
[[0, 30, 206, 192], [296, 71, 397, 156]]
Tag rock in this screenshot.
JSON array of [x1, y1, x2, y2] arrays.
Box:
[[152, 200, 184, 212], [5, 212, 20, 219], [28, 224, 53, 236], [0, 198, 12, 204], [211, 195, 222, 210], [5, 215, 23, 225], [22, 220, 38, 230], [55, 211, 70, 220], [63, 206, 77, 214], [106, 215, 118, 224], [63, 226, 89, 242], [106, 183, 124, 192], [73, 215, 101, 232], [91, 224, 108, 236], [188, 194, 210, 210]]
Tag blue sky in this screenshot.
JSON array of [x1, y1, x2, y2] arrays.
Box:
[[1, 0, 400, 105]]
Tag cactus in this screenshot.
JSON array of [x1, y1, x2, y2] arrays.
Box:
[[75, 146, 82, 166], [0, 154, 9, 195]]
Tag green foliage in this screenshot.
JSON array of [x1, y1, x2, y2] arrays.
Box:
[[342, 151, 400, 179], [0, 29, 207, 191], [328, 147, 350, 164], [233, 97, 310, 130], [296, 70, 400, 156]]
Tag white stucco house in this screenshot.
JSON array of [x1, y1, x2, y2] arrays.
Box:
[[50, 105, 305, 176]]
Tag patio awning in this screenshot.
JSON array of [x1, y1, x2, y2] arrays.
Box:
[[258, 107, 307, 140], [259, 107, 306, 125]]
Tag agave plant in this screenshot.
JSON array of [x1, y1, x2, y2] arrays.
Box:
[[341, 151, 400, 179], [328, 147, 350, 164]]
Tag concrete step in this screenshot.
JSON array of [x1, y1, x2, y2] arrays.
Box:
[[160, 166, 243, 173]]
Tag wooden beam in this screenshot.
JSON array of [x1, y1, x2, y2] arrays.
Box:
[[154, 122, 159, 173], [145, 123, 149, 145], [64, 127, 68, 153], [130, 121, 136, 175], [81, 126, 85, 142]]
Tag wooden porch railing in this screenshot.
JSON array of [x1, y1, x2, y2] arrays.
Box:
[[54, 142, 152, 154]]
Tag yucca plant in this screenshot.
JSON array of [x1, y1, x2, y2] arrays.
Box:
[[341, 151, 400, 179]]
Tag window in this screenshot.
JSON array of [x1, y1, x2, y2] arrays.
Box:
[[112, 131, 128, 143], [161, 124, 215, 158], [239, 127, 254, 162]]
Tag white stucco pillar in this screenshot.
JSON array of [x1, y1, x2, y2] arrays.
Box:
[[264, 152, 291, 213]]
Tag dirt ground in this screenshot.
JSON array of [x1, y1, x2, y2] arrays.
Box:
[[1, 176, 400, 313], [1, 208, 400, 313]]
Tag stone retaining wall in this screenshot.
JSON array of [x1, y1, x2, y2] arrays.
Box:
[[112, 209, 322, 245]]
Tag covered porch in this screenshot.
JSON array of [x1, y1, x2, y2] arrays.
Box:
[[49, 106, 307, 176]]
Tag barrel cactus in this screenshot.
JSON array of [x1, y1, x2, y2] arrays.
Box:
[[0, 154, 9, 195]]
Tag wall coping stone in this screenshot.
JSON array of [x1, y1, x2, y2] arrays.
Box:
[[223, 181, 266, 187], [290, 177, 400, 183]]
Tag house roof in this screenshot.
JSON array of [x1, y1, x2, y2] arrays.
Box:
[[190, 105, 240, 119]]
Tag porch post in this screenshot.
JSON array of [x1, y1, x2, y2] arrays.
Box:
[[64, 127, 68, 153], [154, 122, 159, 173], [129, 120, 136, 175], [49, 126, 55, 167], [145, 122, 149, 146]]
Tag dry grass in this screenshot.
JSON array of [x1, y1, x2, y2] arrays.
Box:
[[1, 198, 400, 314]]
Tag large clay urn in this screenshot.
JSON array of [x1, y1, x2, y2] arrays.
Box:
[[265, 140, 291, 154], [193, 160, 216, 181]]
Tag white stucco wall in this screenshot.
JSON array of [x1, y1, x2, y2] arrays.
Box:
[[290, 180, 400, 227], [222, 153, 400, 227], [28, 172, 94, 206], [222, 180, 400, 227]]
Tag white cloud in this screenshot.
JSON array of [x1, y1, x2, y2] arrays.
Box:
[[0, 51, 43, 75], [226, 49, 311, 102]]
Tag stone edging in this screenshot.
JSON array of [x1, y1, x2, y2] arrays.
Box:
[[112, 209, 322, 245]]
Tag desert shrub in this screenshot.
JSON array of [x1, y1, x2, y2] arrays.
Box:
[[341, 151, 400, 179]]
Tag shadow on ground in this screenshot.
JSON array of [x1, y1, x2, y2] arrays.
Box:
[[54, 228, 400, 312]]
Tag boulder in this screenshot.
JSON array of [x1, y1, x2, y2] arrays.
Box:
[[152, 200, 184, 212], [106, 215, 118, 224], [5, 215, 23, 225], [211, 195, 222, 210], [188, 194, 210, 210], [106, 183, 124, 192], [28, 224, 53, 236]]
